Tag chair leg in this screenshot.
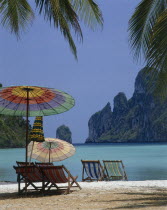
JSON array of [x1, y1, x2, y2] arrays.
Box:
[[20, 183, 31, 193], [82, 166, 85, 182], [17, 174, 21, 194], [64, 172, 70, 194], [70, 176, 82, 190]]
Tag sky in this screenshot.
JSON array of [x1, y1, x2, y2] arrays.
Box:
[[0, 0, 143, 143]]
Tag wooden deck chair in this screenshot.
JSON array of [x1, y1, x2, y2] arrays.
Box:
[[81, 160, 105, 181], [103, 160, 128, 181], [40, 165, 81, 194], [16, 161, 35, 166], [35, 162, 54, 166], [13, 165, 50, 194]]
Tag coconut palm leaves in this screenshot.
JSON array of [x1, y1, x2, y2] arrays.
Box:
[[70, 0, 103, 30], [35, 0, 82, 58], [0, 0, 103, 59], [0, 0, 34, 36], [129, 0, 167, 97]]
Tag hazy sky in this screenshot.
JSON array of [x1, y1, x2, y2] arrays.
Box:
[[0, 0, 143, 143]]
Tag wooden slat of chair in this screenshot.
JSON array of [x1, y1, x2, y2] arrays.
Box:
[[120, 161, 128, 181], [35, 162, 53, 166], [16, 161, 35, 166]]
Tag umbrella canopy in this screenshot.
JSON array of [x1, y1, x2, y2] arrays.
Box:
[[0, 86, 75, 162], [29, 116, 45, 142], [0, 86, 75, 116], [28, 138, 76, 163]]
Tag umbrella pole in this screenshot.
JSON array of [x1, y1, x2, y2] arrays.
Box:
[[49, 142, 51, 163], [29, 141, 34, 163], [25, 88, 30, 194], [26, 89, 29, 163]]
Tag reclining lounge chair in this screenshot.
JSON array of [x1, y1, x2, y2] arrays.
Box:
[[81, 160, 105, 181], [13, 165, 50, 194], [103, 160, 128, 181], [40, 165, 81, 194]]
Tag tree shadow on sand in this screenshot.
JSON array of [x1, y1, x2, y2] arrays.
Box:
[[93, 188, 167, 209], [0, 190, 75, 200]]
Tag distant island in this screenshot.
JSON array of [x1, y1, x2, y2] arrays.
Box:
[[56, 125, 72, 144], [85, 68, 167, 143]]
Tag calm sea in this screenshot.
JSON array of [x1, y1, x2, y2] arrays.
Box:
[[1, 143, 167, 182]]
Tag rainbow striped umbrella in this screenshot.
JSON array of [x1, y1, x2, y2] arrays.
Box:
[[0, 86, 74, 116], [28, 138, 76, 163], [0, 86, 75, 162]]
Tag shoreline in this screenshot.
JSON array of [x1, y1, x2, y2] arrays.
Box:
[[1, 142, 167, 149], [1, 180, 167, 193]]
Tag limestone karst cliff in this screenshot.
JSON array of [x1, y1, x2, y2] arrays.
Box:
[[85, 68, 167, 143]]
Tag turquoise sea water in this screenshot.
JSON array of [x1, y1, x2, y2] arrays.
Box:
[[1, 143, 167, 182]]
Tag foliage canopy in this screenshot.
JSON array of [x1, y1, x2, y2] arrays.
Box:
[[0, 0, 103, 59], [129, 0, 167, 97]]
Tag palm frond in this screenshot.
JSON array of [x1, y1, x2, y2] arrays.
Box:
[[147, 9, 167, 72], [128, 0, 167, 61], [70, 0, 103, 30], [144, 9, 167, 98], [35, 0, 83, 59], [0, 0, 34, 37]]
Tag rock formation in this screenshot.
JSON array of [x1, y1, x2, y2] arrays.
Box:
[[86, 68, 167, 143], [56, 125, 72, 143]]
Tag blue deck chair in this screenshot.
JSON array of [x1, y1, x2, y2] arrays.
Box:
[[103, 160, 128, 181], [81, 160, 105, 181]]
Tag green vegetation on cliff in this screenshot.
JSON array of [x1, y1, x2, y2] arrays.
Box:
[[86, 68, 167, 143], [0, 115, 31, 148]]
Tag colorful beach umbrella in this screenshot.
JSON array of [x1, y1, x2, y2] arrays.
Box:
[[0, 86, 74, 116], [0, 86, 75, 162], [28, 138, 76, 163]]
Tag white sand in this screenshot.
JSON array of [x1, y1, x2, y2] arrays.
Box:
[[1, 181, 167, 210], [1, 180, 167, 193]]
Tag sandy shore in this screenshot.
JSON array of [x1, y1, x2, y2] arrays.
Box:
[[1, 181, 167, 209]]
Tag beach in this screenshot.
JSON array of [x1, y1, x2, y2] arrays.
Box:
[[1, 181, 167, 209]]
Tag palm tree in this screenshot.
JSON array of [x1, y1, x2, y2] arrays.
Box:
[[128, 0, 167, 97], [0, 0, 103, 59]]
